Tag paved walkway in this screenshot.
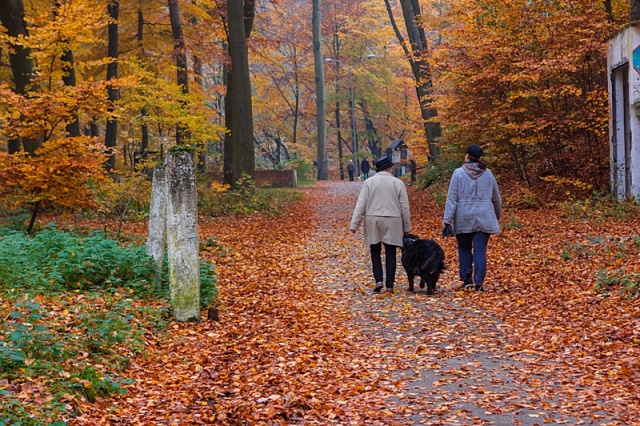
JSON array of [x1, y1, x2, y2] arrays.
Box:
[[308, 181, 611, 425]]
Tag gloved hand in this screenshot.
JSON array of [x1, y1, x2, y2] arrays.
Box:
[[442, 223, 454, 238]]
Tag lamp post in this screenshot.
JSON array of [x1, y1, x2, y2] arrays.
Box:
[[325, 58, 359, 179]]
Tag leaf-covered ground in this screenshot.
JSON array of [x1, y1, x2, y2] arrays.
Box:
[[73, 181, 639, 425]]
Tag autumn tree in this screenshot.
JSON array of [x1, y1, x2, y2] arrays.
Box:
[[429, 0, 620, 187], [0, 0, 114, 230]]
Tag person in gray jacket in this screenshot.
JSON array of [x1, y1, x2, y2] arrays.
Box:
[[350, 156, 411, 293], [442, 144, 501, 292]]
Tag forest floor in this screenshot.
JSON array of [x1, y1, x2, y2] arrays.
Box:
[[73, 180, 640, 425]]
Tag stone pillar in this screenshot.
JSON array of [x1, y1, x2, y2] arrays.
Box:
[[165, 148, 200, 321], [146, 163, 167, 288]]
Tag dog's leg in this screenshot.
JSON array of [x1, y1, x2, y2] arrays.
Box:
[[407, 274, 415, 292], [419, 277, 425, 289], [424, 276, 434, 295]]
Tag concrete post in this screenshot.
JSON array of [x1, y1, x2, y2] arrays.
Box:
[[146, 163, 167, 288], [165, 148, 200, 321]]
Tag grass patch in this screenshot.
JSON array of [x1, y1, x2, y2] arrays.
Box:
[[559, 192, 640, 222], [595, 269, 640, 298], [0, 226, 217, 425]]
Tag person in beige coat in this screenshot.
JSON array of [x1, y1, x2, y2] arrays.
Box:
[[349, 157, 411, 293]]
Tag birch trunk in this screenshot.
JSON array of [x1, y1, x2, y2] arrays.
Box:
[[166, 149, 200, 321], [146, 163, 167, 288]]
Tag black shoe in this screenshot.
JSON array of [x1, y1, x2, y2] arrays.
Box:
[[459, 276, 473, 290], [385, 287, 394, 294], [460, 281, 474, 290], [373, 283, 383, 293], [475, 285, 485, 293]]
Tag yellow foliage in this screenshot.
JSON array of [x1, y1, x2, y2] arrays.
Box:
[[540, 175, 593, 191], [210, 181, 231, 193]]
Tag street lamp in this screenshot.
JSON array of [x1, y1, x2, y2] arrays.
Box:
[[325, 57, 359, 179]]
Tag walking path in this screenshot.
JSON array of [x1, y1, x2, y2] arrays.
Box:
[[307, 182, 611, 425], [77, 181, 637, 425]]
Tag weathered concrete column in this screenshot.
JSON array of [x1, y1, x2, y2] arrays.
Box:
[[165, 147, 200, 321], [146, 163, 167, 288]]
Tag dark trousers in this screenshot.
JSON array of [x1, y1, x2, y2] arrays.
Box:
[[348, 170, 355, 181], [456, 232, 490, 288], [370, 242, 397, 288]]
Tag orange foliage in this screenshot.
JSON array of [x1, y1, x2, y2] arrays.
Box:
[[0, 136, 108, 210], [428, 0, 622, 187]]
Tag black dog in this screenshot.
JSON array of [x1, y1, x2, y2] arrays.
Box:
[[401, 234, 445, 295]]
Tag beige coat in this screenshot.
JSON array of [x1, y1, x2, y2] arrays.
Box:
[[349, 171, 411, 246]]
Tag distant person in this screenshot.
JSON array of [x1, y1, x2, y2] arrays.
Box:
[[349, 156, 411, 293], [347, 160, 356, 181], [442, 144, 501, 292], [361, 157, 371, 180]]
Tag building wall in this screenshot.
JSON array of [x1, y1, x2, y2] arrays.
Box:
[[607, 25, 640, 198]]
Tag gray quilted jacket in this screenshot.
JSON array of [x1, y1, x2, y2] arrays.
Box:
[[443, 162, 502, 235]]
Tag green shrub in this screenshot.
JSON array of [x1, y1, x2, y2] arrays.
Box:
[[0, 226, 158, 296], [416, 160, 460, 189], [288, 158, 314, 184], [503, 212, 524, 230], [0, 226, 217, 424], [198, 177, 302, 217], [559, 191, 640, 222]]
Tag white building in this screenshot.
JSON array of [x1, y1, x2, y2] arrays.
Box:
[[607, 25, 640, 199]]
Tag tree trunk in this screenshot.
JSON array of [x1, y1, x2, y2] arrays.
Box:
[[331, 22, 344, 180], [292, 59, 300, 144], [147, 163, 167, 289], [104, 0, 119, 170], [336, 99, 344, 180], [168, 0, 190, 146], [138, 8, 149, 159], [166, 149, 200, 321], [190, 8, 206, 173], [223, 0, 256, 187], [56, 1, 80, 137], [603, 1, 613, 20], [313, 0, 328, 180], [361, 100, 381, 155], [386, 0, 441, 159], [632, 0, 640, 21], [0, 0, 34, 154]]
